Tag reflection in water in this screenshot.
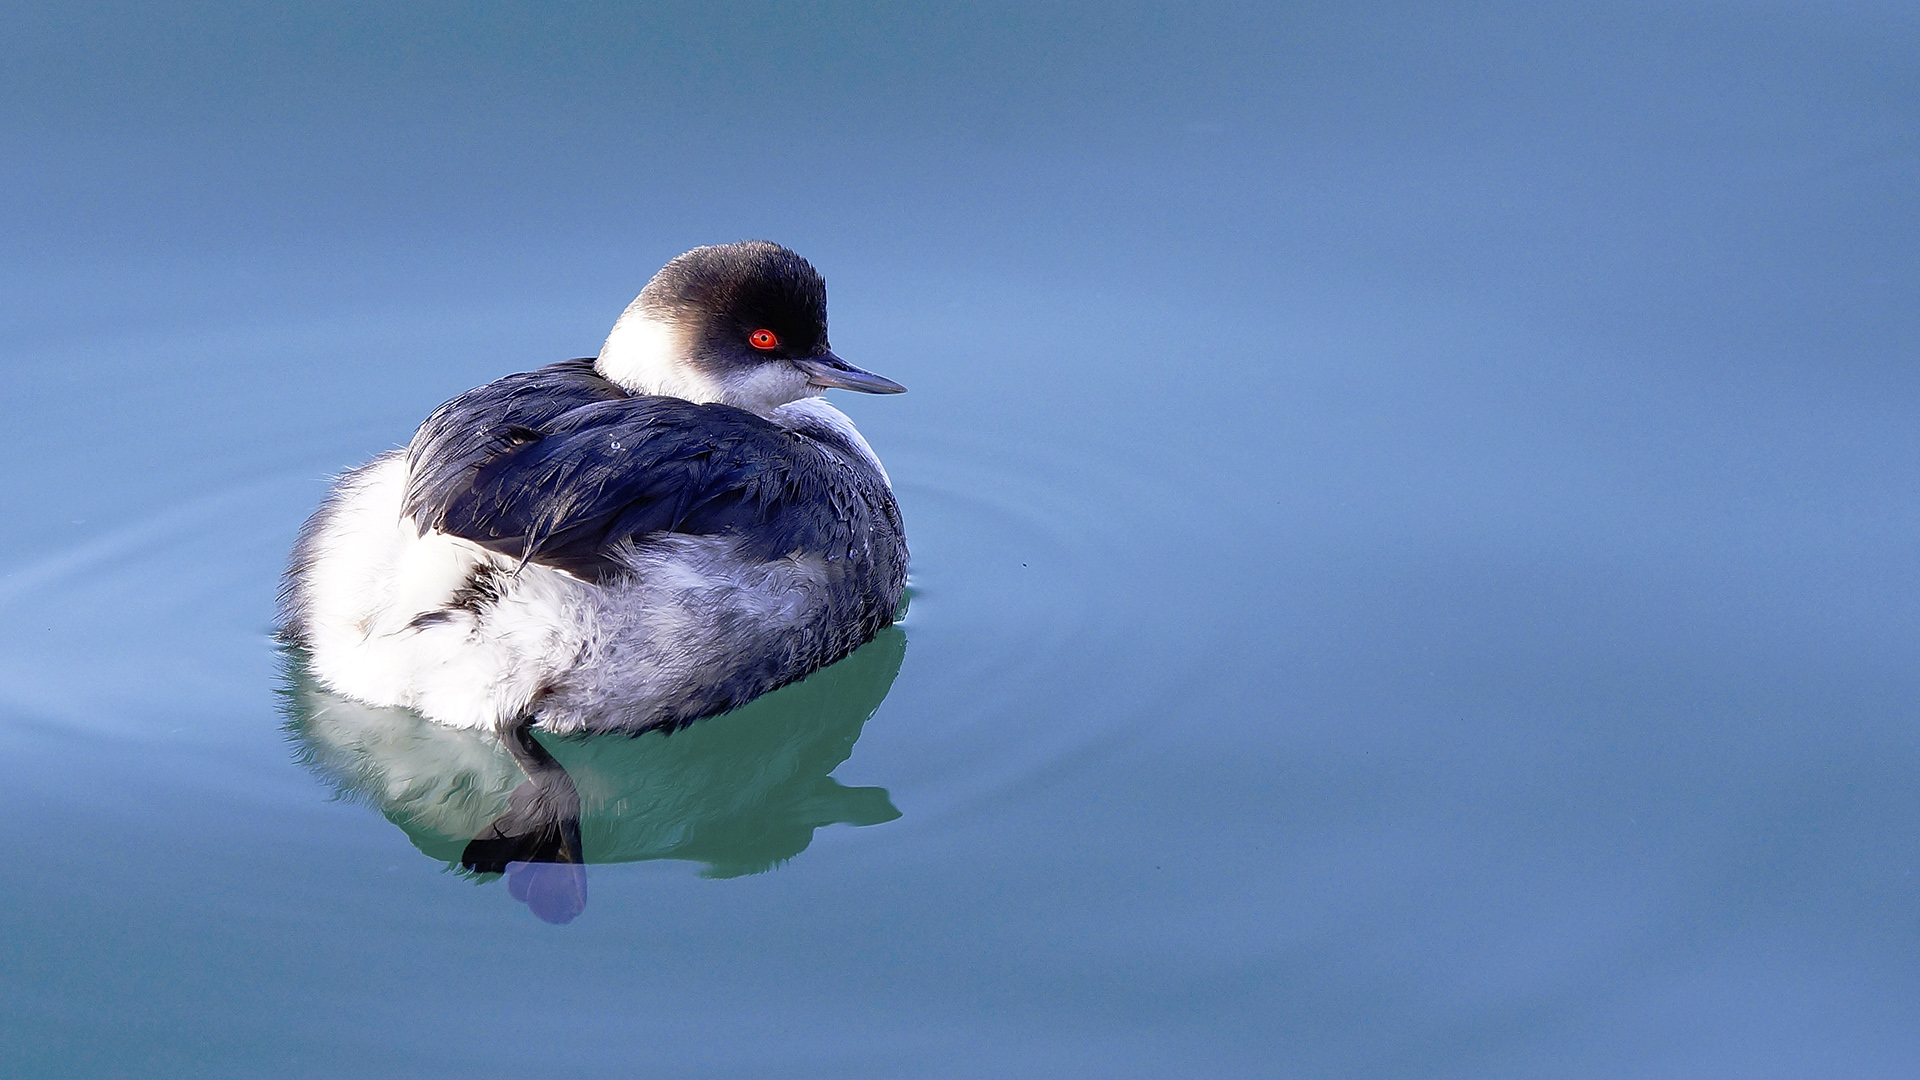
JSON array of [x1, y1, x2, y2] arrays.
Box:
[[281, 625, 906, 922]]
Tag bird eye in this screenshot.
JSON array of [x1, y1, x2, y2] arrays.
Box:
[[749, 329, 779, 350]]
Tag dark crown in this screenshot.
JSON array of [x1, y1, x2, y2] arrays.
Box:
[[640, 242, 829, 357]]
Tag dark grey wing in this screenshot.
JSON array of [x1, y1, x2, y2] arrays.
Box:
[[413, 395, 856, 581], [403, 358, 628, 533]]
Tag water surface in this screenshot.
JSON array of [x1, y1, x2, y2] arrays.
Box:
[[3, 2, 1919, 1076]]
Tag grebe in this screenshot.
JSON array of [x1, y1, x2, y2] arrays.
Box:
[[280, 241, 908, 741]]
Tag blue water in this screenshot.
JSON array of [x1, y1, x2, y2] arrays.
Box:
[[3, 2, 1919, 1075]]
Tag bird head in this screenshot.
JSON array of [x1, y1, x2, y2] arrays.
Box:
[[596, 241, 906, 414]]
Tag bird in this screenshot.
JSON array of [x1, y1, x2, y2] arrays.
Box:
[[279, 241, 909, 746]]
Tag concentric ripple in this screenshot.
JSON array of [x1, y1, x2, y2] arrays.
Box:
[[0, 424, 1223, 906]]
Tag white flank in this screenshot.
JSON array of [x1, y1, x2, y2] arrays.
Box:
[[293, 452, 596, 730]]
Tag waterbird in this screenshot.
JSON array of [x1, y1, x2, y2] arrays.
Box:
[[280, 241, 909, 745]]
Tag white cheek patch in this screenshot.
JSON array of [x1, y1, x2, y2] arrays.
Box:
[[596, 312, 725, 402], [597, 308, 823, 416]]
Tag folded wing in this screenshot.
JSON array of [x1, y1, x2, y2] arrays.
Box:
[[403, 360, 853, 580]]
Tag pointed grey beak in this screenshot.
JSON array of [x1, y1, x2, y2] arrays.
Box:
[[793, 352, 907, 394]]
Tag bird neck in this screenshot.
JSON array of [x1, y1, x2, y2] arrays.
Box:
[[595, 312, 727, 404]]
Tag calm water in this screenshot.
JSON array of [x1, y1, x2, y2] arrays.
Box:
[[4, 2, 1920, 1076]]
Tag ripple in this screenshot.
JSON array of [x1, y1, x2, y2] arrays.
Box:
[[0, 429, 1222, 881], [0, 474, 312, 745], [866, 429, 1223, 822]]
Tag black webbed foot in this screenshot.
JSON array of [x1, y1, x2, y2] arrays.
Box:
[[460, 775, 583, 870], [461, 720, 587, 923]]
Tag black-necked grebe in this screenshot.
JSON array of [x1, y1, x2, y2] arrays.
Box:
[[280, 241, 908, 739]]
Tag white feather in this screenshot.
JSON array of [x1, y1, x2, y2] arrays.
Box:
[[292, 452, 597, 731]]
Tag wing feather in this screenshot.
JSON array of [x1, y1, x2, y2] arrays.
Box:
[[403, 361, 849, 580]]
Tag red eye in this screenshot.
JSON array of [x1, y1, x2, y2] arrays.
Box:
[[748, 329, 779, 350]]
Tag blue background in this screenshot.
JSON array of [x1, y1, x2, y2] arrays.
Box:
[[3, 2, 1919, 1076]]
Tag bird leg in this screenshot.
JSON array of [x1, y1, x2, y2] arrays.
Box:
[[461, 717, 588, 923]]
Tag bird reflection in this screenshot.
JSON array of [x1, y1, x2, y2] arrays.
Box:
[[281, 625, 906, 923]]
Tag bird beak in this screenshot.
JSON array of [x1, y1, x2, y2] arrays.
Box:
[[793, 352, 908, 395]]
